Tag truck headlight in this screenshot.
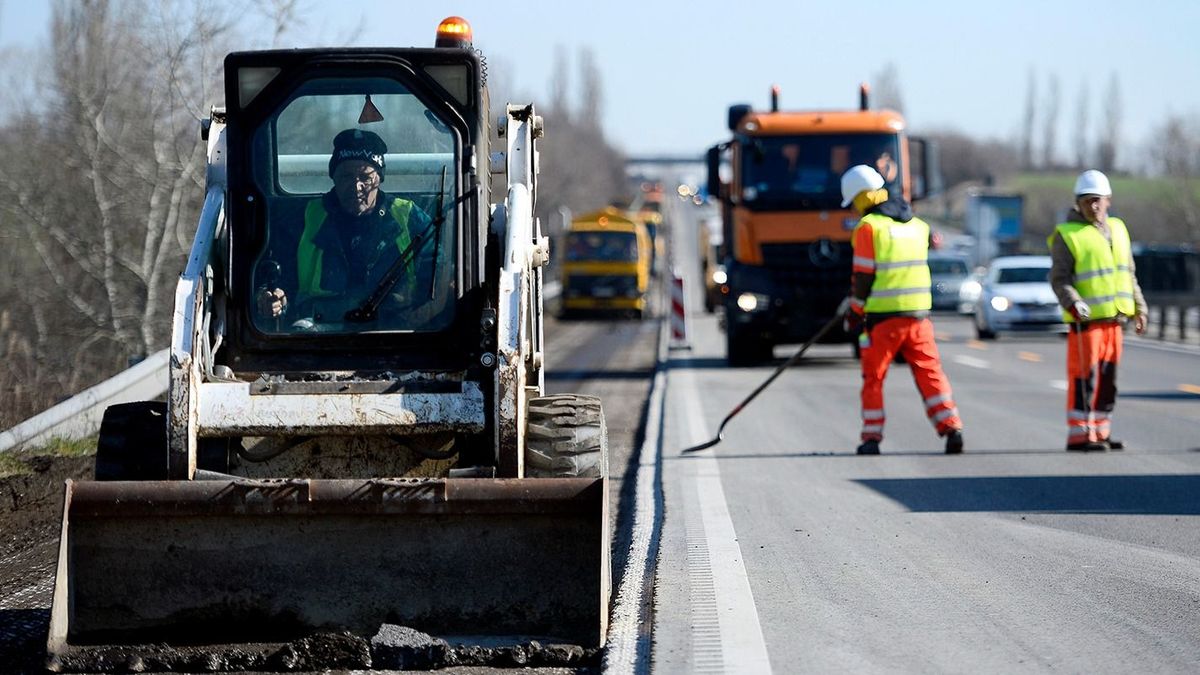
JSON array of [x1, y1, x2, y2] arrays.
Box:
[[736, 292, 769, 312], [712, 269, 727, 285]]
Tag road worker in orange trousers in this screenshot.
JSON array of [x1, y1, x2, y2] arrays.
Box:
[[840, 165, 964, 455], [1048, 170, 1147, 451]]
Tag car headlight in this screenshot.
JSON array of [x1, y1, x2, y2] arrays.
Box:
[[959, 280, 981, 299], [736, 292, 769, 312], [990, 296, 1011, 312], [712, 269, 727, 285]]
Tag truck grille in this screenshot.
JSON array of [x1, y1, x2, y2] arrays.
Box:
[[565, 274, 639, 298], [759, 242, 852, 311]]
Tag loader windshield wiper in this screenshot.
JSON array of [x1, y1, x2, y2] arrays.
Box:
[[344, 172, 472, 323]]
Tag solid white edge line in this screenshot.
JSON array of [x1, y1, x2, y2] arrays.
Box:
[[603, 317, 668, 674], [677, 368, 773, 674]]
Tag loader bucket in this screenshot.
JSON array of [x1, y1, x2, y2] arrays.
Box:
[[47, 477, 609, 660]]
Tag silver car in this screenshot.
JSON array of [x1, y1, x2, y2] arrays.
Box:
[[974, 255, 1068, 339], [928, 253, 971, 311]]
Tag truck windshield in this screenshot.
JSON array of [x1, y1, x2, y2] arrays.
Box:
[[248, 76, 459, 336], [741, 133, 902, 210], [565, 231, 638, 262]]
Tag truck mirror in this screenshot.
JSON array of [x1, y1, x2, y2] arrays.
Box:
[[727, 104, 752, 132], [909, 137, 943, 201], [706, 145, 722, 199]]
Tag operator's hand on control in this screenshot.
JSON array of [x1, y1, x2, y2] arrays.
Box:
[[257, 287, 288, 318], [1070, 300, 1091, 322], [1134, 312, 1148, 335]]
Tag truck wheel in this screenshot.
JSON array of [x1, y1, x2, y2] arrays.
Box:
[[94, 401, 169, 480], [525, 394, 608, 478]]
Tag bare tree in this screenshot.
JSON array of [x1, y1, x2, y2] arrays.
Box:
[[549, 45, 570, 125], [872, 62, 904, 114], [1097, 72, 1122, 172], [1072, 81, 1089, 169], [251, 0, 306, 47], [0, 0, 255, 424], [1148, 114, 1200, 242], [1021, 68, 1037, 169], [1041, 73, 1060, 168], [925, 128, 1021, 188], [534, 47, 625, 236]]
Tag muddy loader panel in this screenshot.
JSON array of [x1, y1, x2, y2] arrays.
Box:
[[49, 476, 608, 657]]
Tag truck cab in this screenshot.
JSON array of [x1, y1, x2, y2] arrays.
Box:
[[707, 86, 940, 364]]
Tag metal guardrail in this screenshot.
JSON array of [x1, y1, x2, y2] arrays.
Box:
[[0, 349, 169, 454]]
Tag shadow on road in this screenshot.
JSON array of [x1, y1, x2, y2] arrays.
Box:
[[856, 474, 1200, 515], [1120, 390, 1200, 401], [545, 368, 654, 381]]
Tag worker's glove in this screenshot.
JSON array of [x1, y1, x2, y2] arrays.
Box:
[[1070, 300, 1091, 321], [843, 308, 864, 335]]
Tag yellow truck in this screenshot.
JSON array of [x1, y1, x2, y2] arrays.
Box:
[[560, 207, 652, 319]]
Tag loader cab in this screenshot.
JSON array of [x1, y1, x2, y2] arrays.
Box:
[[219, 48, 488, 372]]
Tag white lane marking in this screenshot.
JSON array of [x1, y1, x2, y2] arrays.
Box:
[[676, 367, 772, 674], [1050, 380, 1068, 391], [604, 322, 667, 674], [952, 355, 991, 369]]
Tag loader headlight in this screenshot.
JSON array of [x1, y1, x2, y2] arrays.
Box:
[[736, 292, 769, 312], [990, 296, 1011, 312]]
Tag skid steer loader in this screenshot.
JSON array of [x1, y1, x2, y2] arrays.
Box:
[[47, 17, 610, 668]]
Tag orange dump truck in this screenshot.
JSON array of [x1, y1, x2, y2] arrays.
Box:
[[706, 85, 941, 365]]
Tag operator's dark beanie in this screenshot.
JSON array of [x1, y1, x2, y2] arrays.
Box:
[[328, 128, 387, 178]]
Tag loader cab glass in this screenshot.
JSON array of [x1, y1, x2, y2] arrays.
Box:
[[740, 133, 901, 210], [248, 76, 459, 336]]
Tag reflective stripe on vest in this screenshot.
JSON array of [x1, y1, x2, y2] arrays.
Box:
[[1047, 217, 1134, 322], [296, 198, 415, 301], [855, 213, 932, 314]]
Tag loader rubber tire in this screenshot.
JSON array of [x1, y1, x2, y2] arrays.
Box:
[[94, 401, 169, 480], [525, 394, 609, 478]]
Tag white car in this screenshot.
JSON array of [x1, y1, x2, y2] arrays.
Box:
[[974, 256, 1068, 339]]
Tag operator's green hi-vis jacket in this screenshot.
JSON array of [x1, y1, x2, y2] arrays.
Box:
[[1047, 217, 1135, 322], [296, 197, 418, 303], [856, 213, 933, 314]]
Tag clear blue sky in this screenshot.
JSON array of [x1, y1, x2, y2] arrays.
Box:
[[3, 1, 1198, 165]]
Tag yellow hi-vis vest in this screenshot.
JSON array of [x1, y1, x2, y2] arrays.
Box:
[[1047, 217, 1135, 322], [296, 197, 416, 302], [856, 213, 933, 314]]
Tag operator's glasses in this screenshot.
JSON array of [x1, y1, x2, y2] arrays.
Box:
[[334, 166, 381, 189]]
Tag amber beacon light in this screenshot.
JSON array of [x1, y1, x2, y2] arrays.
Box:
[[435, 16, 473, 48]]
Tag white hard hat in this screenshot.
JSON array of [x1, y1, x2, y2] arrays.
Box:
[[1073, 169, 1112, 197], [840, 165, 885, 207]]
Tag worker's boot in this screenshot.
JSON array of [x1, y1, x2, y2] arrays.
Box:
[[943, 429, 964, 454], [1066, 440, 1108, 451], [856, 439, 881, 455], [1103, 438, 1125, 450]]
